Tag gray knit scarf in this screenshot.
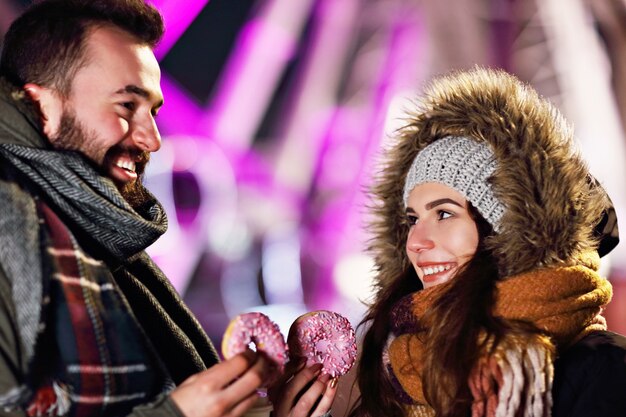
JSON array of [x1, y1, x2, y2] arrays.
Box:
[[0, 143, 167, 260]]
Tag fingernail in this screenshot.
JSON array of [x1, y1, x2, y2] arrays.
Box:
[[330, 377, 338, 389], [318, 373, 331, 383]]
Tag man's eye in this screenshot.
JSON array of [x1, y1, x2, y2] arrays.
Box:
[[120, 102, 136, 111]]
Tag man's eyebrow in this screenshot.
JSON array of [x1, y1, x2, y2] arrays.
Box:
[[115, 84, 149, 97], [115, 85, 164, 107], [425, 198, 463, 210]]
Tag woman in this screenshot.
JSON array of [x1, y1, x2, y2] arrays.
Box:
[[349, 68, 626, 417]]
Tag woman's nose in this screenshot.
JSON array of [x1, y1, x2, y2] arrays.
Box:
[[406, 224, 435, 253]]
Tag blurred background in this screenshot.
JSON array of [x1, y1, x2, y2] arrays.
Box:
[[1, 0, 625, 349]]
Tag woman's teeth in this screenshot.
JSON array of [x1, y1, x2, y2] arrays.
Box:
[[422, 264, 452, 276]]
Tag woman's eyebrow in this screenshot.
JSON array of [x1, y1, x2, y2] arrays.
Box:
[[425, 198, 463, 210]]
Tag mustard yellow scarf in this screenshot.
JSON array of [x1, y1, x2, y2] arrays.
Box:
[[386, 252, 612, 417]]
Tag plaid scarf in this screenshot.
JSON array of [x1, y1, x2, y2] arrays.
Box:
[[26, 201, 172, 416]]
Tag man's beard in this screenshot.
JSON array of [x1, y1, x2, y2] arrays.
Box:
[[51, 108, 152, 210]]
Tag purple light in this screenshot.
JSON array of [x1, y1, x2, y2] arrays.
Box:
[[156, 74, 204, 137], [203, 17, 297, 150], [271, 0, 360, 195], [147, 0, 210, 138], [335, 7, 426, 242], [149, 0, 211, 60], [200, 0, 316, 151], [299, 4, 425, 309]]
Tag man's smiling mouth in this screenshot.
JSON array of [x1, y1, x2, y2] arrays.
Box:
[[114, 157, 136, 173]]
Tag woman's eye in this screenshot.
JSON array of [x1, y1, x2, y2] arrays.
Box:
[[437, 210, 453, 220], [406, 215, 418, 226]]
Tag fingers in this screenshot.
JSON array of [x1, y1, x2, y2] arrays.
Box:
[[209, 350, 258, 387], [221, 354, 269, 405], [271, 364, 322, 417], [283, 357, 307, 377], [289, 373, 330, 417], [310, 377, 338, 417], [224, 391, 261, 417], [170, 351, 269, 417], [184, 349, 256, 392], [282, 363, 323, 403], [255, 351, 283, 386], [268, 358, 305, 401], [271, 364, 340, 417]]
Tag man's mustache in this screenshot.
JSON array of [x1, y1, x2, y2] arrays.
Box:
[[135, 151, 150, 175]]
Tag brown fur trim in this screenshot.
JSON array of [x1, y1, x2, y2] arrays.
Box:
[[368, 67, 609, 291]]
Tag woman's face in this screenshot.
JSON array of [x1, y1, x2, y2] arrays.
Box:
[[405, 182, 479, 289]]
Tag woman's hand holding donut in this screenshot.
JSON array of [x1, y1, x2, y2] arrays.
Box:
[[269, 360, 339, 417], [212, 310, 354, 417], [170, 350, 275, 417]]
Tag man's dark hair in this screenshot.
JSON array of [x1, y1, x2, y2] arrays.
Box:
[[0, 0, 164, 94]]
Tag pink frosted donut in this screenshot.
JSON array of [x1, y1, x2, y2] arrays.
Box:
[[287, 310, 357, 377], [221, 312, 289, 373]]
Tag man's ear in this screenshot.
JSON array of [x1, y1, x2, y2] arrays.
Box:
[[23, 83, 63, 138]]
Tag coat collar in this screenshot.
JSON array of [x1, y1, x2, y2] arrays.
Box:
[[0, 77, 48, 148]]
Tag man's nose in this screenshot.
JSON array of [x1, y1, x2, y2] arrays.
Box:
[[406, 223, 435, 253], [131, 116, 161, 152]]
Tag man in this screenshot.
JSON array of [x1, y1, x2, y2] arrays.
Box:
[[0, 1, 335, 416]]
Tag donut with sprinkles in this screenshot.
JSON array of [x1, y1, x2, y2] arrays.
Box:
[[221, 312, 289, 373], [287, 310, 357, 377]]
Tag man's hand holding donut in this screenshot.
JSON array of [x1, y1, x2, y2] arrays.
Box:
[[170, 350, 275, 417]]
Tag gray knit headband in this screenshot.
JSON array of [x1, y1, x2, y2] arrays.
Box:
[[402, 136, 505, 231]]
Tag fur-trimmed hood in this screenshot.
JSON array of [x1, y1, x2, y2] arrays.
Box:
[[369, 67, 616, 291]]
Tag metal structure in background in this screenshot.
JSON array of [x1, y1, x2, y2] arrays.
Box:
[[0, 0, 625, 343]]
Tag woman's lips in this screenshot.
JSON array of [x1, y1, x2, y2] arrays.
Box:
[[418, 263, 456, 284]]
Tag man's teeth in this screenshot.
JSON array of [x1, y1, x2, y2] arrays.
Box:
[[115, 160, 136, 172], [422, 265, 452, 276]]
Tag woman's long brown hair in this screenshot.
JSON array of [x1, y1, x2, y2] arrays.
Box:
[[348, 205, 505, 417], [421, 243, 501, 416], [348, 267, 422, 417]]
